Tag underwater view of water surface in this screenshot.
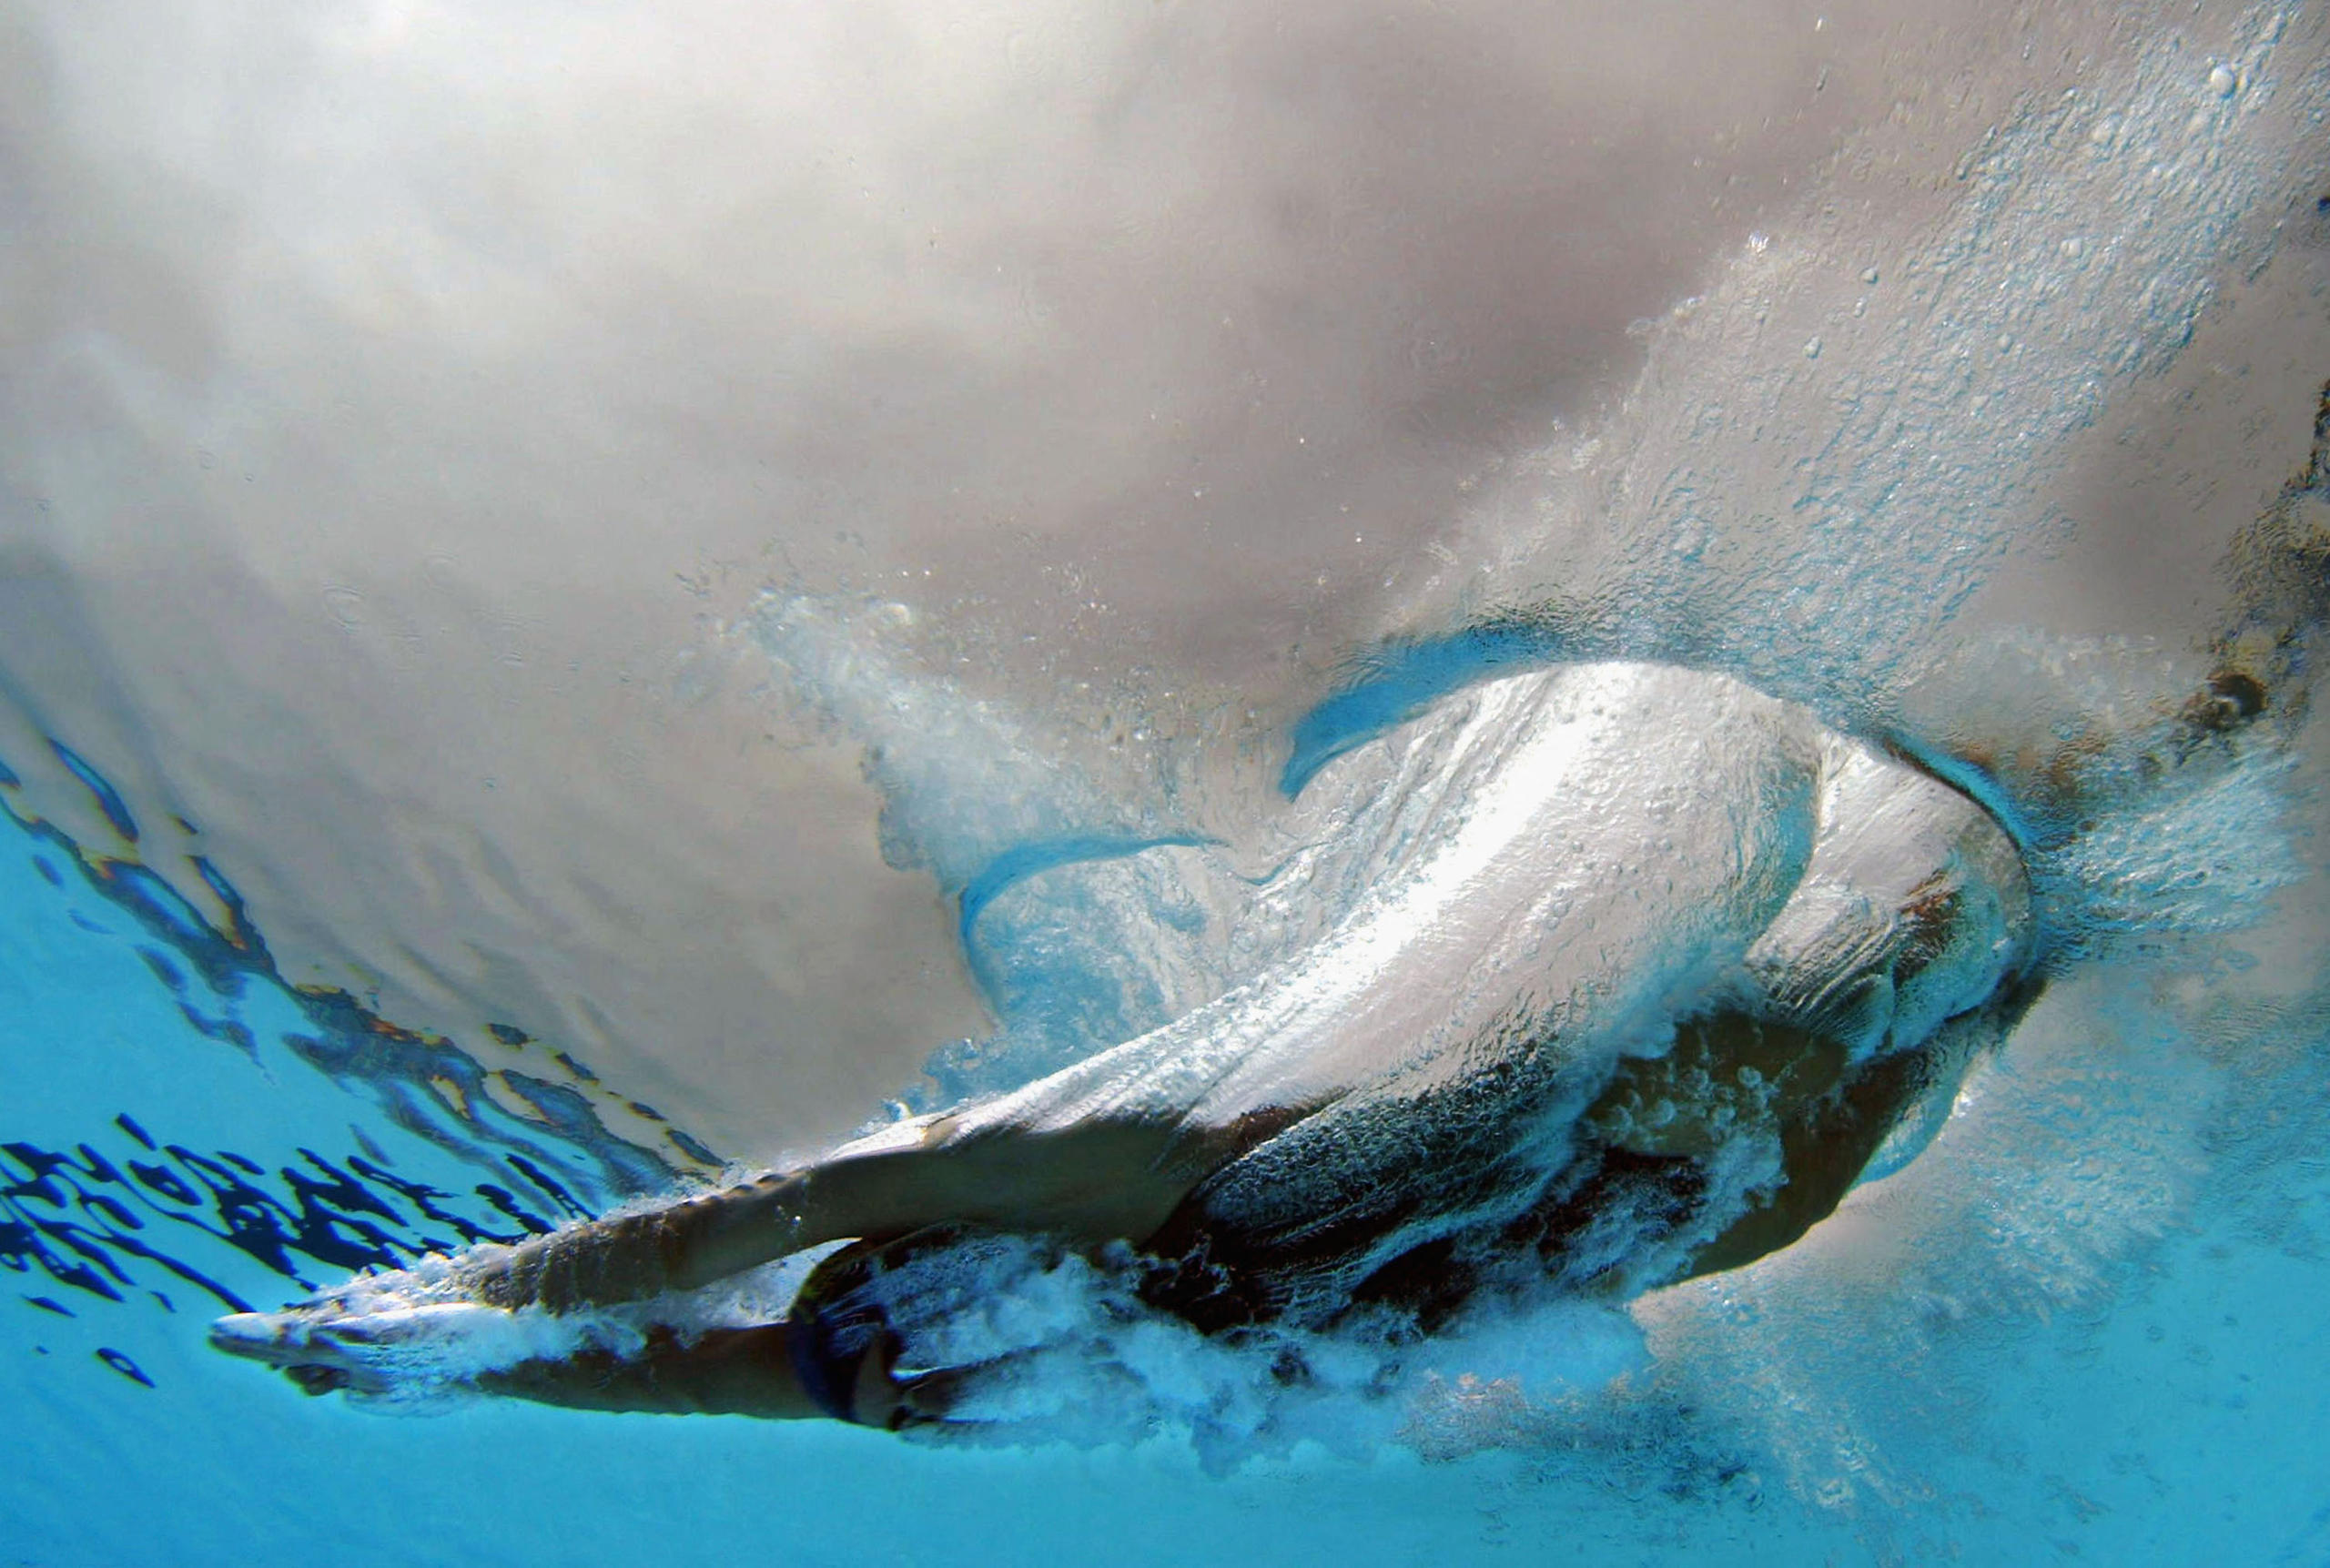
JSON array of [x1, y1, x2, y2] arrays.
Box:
[[5, 0, 2330, 1563]]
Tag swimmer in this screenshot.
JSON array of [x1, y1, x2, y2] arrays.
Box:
[[211, 386, 2327, 1431], [216, 662, 2045, 1427]]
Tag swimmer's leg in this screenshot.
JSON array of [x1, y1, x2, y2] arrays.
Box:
[[1944, 382, 2328, 828], [2208, 377, 2330, 735]]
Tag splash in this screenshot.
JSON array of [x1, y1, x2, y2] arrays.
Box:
[[1423, 7, 2314, 727], [709, 5, 2330, 1497]]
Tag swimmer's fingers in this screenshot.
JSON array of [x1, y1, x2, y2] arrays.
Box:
[[891, 1362, 990, 1427], [846, 1329, 910, 1427], [879, 1348, 1054, 1431], [846, 1330, 977, 1431], [831, 1330, 991, 1431], [209, 1305, 404, 1396]]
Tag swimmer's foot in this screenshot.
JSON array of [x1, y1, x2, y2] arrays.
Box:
[[2181, 668, 2267, 737], [805, 1328, 990, 1430]]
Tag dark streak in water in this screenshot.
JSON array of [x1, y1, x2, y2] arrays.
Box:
[[46, 741, 138, 843], [1, 1117, 557, 1330], [502, 1155, 590, 1222], [666, 1128, 722, 1168], [472, 1185, 551, 1235], [175, 1002, 259, 1060], [137, 946, 187, 992], [96, 1347, 153, 1388]]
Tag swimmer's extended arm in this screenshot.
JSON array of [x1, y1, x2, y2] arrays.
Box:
[[468, 1316, 979, 1427], [463, 1118, 1201, 1313], [467, 1320, 953, 1425], [470, 1324, 830, 1419], [461, 1170, 811, 1312]]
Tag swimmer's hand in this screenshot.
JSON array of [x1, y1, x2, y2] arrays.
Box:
[[208, 1263, 519, 1400]]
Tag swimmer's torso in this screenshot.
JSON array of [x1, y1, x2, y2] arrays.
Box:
[[839, 663, 2036, 1323]]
